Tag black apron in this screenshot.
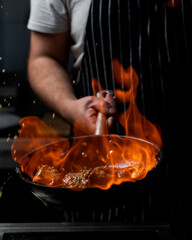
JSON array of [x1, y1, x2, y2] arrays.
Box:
[[75, 0, 192, 144], [72, 2, 192, 235]]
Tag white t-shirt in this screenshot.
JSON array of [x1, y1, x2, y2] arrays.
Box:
[[27, 0, 92, 70]]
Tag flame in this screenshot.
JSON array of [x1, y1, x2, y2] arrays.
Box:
[[12, 60, 162, 191], [166, 0, 182, 8], [11, 116, 66, 164], [113, 59, 162, 148]]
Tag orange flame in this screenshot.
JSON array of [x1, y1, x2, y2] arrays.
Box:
[[12, 60, 162, 190], [113, 59, 162, 148], [166, 0, 182, 8]]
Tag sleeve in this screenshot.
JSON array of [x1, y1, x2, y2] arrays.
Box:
[[27, 0, 69, 34]]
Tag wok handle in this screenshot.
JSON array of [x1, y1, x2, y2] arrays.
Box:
[[95, 90, 113, 135], [95, 112, 108, 135]]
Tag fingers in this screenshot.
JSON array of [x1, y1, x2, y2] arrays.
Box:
[[89, 94, 116, 115], [72, 95, 117, 136], [105, 93, 116, 113], [107, 116, 115, 130]]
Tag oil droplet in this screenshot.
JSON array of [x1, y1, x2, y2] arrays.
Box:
[[82, 152, 87, 158], [108, 138, 114, 145], [14, 135, 18, 140], [6, 137, 10, 142], [52, 113, 55, 119], [0, 104, 2, 109], [33, 100, 36, 104], [0, 57, 2, 61], [2, 69, 5, 73], [107, 150, 113, 160]]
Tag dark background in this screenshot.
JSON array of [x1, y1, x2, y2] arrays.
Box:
[[0, 0, 192, 239], [0, 0, 71, 168], [0, 0, 30, 168]]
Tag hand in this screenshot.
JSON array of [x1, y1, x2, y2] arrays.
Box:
[[70, 94, 116, 136]]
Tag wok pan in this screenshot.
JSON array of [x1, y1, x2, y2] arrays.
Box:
[[15, 165, 130, 211], [15, 135, 162, 211]]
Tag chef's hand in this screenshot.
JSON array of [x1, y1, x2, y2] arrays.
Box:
[[70, 93, 116, 136]]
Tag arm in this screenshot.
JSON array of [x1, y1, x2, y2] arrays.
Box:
[[28, 31, 76, 123], [28, 31, 116, 135]]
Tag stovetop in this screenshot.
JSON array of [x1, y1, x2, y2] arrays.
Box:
[[1, 223, 168, 240]]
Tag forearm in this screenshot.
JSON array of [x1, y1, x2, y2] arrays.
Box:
[[28, 56, 77, 123]]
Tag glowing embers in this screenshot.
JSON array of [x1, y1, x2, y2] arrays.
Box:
[[11, 60, 162, 190]]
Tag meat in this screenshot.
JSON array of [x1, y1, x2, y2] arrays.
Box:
[[30, 158, 144, 190], [62, 168, 92, 189]]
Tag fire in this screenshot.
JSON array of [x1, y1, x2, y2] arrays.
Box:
[[12, 60, 162, 190], [113, 59, 162, 147], [166, 0, 182, 8]]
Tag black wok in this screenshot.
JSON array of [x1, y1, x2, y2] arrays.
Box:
[[15, 135, 162, 211]]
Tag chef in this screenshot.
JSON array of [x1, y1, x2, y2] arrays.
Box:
[[27, 0, 182, 136]]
